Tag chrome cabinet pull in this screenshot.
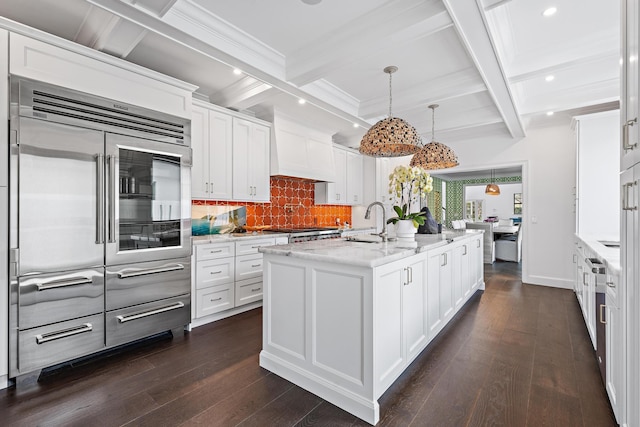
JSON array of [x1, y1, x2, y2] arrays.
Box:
[[118, 264, 185, 279], [251, 288, 261, 292], [36, 277, 93, 291], [477, 239, 481, 248], [583, 272, 588, 286], [96, 154, 104, 244], [205, 181, 209, 193], [408, 266, 413, 284], [606, 281, 615, 288], [599, 304, 606, 324], [211, 297, 222, 302], [441, 253, 447, 266], [623, 118, 637, 150], [622, 181, 638, 211], [463, 245, 467, 256], [210, 249, 223, 254], [210, 270, 222, 275], [36, 323, 93, 344], [116, 302, 185, 323], [251, 264, 262, 268], [210, 182, 214, 194]]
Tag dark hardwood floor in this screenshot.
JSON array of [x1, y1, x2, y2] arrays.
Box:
[[0, 261, 617, 426]]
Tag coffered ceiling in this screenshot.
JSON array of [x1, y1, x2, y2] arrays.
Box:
[[0, 0, 620, 150]]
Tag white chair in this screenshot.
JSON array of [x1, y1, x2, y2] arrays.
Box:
[[495, 225, 522, 262]]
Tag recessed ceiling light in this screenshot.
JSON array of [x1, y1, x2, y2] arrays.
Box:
[[233, 68, 242, 75], [298, 98, 306, 105], [301, 0, 322, 4], [546, 111, 554, 116], [353, 123, 359, 128], [545, 75, 555, 82], [542, 7, 557, 17]]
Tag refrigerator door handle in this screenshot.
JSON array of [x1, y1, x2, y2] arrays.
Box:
[[96, 154, 104, 244], [107, 154, 116, 243]]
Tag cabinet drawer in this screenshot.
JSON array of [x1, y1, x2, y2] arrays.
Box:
[[196, 285, 235, 317], [106, 294, 190, 347], [235, 238, 275, 256], [196, 258, 234, 289], [236, 253, 264, 281], [18, 313, 105, 375], [196, 242, 235, 261], [235, 278, 262, 306]]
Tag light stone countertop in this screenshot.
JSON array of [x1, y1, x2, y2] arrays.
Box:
[[259, 230, 482, 268], [576, 234, 621, 275], [191, 227, 377, 246]]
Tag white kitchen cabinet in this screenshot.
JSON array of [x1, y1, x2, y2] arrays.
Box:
[[315, 145, 364, 205], [191, 102, 233, 200], [346, 150, 364, 205], [452, 240, 471, 310], [374, 253, 428, 391], [0, 28, 8, 389], [621, 163, 639, 427], [9, 32, 194, 119], [234, 238, 274, 306], [622, 0, 640, 170], [469, 234, 484, 291], [426, 244, 453, 339], [315, 146, 347, 204], [193, 242, 236, 317], [605, 273, 624, 422], [232, 118, 270, 202]]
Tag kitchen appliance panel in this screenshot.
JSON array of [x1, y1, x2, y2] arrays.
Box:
[[105, 257, 191, 311], [16, 117, 104, 275], [105, 132, 192, 265], [16, 313, 105, 376], [18, 268, 104, 330], [105, 294, 190, 347]]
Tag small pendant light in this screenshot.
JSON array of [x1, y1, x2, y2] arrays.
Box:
[[410, 104, 459, 170], [485, 169, 500, 195], [359, 66, 421, 157]]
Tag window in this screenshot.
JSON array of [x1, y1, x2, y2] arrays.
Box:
[[514, 193, 522, 214]]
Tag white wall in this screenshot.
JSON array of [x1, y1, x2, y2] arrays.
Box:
[[448, 123, 577, 289], [465, 183, 523, 221]]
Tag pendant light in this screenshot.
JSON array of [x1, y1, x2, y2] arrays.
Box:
[[409, 104, 459, 170], [359, 66, 421, 157], [485, 169, 500, 195]]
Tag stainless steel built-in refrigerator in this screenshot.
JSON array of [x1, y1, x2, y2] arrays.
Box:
[[9, 78, 192, 378]]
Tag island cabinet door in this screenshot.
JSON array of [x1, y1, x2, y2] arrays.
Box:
[[403, 257, 428, 361], [426, 246, 453, 339]]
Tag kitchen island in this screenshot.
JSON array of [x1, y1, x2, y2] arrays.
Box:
[[259, 231, 484, 425]]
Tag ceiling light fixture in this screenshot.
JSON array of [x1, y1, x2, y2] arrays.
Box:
[[409, 104, 459, 170], [353, 123, 359, 128], [485, 169, 500, 195], [233, 68, 242, 75], [546, 111, 554, 116], [359, 66, 421, 157], [545, 75, 555, 82], [298, 98, 306, 105], [542, 7, 557, 17]]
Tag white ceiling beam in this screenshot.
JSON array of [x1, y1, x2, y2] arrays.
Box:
[[209, 75, 274, 108], [518, 78, 619, 115], [359, 69, 486, 119], [442, 0, 525, 139], [286, 0, 452, 86], [508, 51, 619, 84], [129, 0, 177, 17]]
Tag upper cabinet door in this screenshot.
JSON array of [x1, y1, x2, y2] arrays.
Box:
[[346, 151, 364, 205], [623, 0, 640, 170], [209, 111, 233, 200], [232, 118, 271, 202], [190, 104, 210, 200]]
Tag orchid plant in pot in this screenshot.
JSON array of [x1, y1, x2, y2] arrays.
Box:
[[387, 165, 433, 240]]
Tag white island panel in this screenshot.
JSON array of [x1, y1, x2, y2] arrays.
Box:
[[313, 269, 365, 385], [266, 261, 306, 359], [374, 266, 404, 387]]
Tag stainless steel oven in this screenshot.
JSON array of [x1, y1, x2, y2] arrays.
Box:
[[9, 77, 192, 379]]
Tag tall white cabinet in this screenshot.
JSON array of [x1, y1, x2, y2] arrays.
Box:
[[621, 1, 639, 425], [232, 118, 271, 202], [315, 144, 364, 205]]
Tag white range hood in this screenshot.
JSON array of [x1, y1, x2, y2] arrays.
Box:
[[270, 110, 337, 182]]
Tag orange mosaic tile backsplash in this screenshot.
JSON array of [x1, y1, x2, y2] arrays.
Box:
[[192, 177, 352, 228]]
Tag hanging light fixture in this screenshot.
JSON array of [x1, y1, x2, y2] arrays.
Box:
[[409, 104, 459, 169], [359, 66, 421, 157], [485, 169, 501, 195]]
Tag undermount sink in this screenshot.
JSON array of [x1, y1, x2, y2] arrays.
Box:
[[345, 235, 386, 243], [598, 240, 620, 248]]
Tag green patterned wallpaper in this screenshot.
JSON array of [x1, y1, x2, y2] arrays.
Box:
[[443, 176, 522, 228], [423, 176, 444, 223]]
